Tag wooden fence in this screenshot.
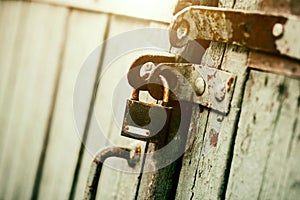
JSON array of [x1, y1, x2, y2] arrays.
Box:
[[0, 0, 300, 200], [0, 0, 175, 199]]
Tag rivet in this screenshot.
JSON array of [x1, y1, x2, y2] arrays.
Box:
[[140, 62, 155, 77], [177, 23, 188, 40], [272, 23, 284, 38], [123, 125, 129, 133], [194, 77, 206, 96], [214, 86, 226, 102], [217, 115, 224, 122]]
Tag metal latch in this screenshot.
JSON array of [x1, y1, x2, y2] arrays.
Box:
[[126, 55, 236, 114], [169, 5, 300, 60]]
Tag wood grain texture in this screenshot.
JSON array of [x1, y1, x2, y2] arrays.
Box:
[[225, 0, 300, 199], [0, 0, 23, 164], [191, 0, 263, 199], [37, 10, 108, 200], [75, 15, 155, 200], [33, 0, 177, 23], [226, 71, 300, 200], [0, 2, 68, 199], [174, 38, 229, 200], [258, 0, 300, 15], [175, 0, 254, 199]]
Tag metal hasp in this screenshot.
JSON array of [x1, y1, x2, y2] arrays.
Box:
[[84, 146, 141, 200], [170, 5, 300, 60], [148, 63, 236, 114], [126, 55, 236, 114]]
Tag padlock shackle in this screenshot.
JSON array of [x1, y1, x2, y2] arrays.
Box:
[[131, 89, 139, 100], [130, 76, 170, 104], [160, 75, 170, 105]]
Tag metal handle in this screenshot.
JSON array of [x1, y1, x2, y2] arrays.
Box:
[[83, 146, 141, 200]]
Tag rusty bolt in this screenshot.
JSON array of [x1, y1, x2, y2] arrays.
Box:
[[272, 23, 284, 38], [214, 85, 226, 102], [177, 23, 188, 40], [140, 62, 155, 77], [194, 77, 206, 96], [145, 131, 150, 136], [123, 125, 129, 133], [217, 114, 224, 122]]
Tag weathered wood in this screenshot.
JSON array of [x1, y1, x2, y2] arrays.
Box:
[[174, 40, 228, 200], [175, 46, 249, 199], [174, 106, 209, 200], [174, 0, 255, 199], [176, 2, 245, 199], [37, 10, 108, 200], [32, 0, 177, 23], [259, 0, 300, 15], [136, 2, 237, 195], [248, 51, 300, 79], [182, 0, 262, 198], [74, 15, 154, 200], [0, 2, 68, 199], [225, 1, 300, 199], [0, 0, 23, 162], [137, 102, 195, 200], [226, 71, 300, 200]]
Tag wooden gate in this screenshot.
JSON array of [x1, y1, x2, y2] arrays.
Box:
[[0, 0, 299, 199]]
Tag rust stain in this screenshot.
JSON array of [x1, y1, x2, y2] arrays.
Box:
[[207, 71, 217, 81], [170, 6, 290, 57], [227, 77, 235, 93], [209, 129, 219, 147], [248, 51, 300, 79]]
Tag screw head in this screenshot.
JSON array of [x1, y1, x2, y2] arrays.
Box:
[[177, 21, 189, 40], [194, 77, 206, 96], [272, 23, 284, 38], [214, 85, 226, 102], [140, 62, 155, 77], [217, 114, 224, 122]]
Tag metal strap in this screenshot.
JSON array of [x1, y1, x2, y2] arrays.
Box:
[[170, 6, 300, 60]]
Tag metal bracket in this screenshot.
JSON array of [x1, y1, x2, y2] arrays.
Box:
[[127, 55, 236, 114], [170, 5, 300, 60], [148, 63, 236, 114]]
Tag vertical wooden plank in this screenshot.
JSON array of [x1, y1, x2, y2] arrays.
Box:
[[0, 1, 23, 161], [37, 10, 108, 200], [0, 2, 69, 199], [174, 0, 241, 199], [260, 77, 300, 199], [225, 71, 300, 199], [188, 0, 262, 198], [95, 16, 152, 200], [174, 42, 227, 199], [224, 0, 300, 199], [278, 94, 300, 199], [74, 15, 153, 200]]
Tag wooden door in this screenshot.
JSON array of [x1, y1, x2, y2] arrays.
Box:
[[0, 0, 299, 199], [135, 0, 300, 199]]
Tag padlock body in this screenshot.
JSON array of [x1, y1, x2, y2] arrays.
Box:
[[121, 99, 172, 143]]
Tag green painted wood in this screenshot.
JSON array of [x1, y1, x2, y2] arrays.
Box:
[[174, 0, 290, 199], [174, 0, 261, 199], [224, 1, 300, 199], [226, 71, 300, 200], [174, 41, 230, 200]]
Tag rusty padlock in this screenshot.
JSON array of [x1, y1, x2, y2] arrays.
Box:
[[121, 78, 172, 144]]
